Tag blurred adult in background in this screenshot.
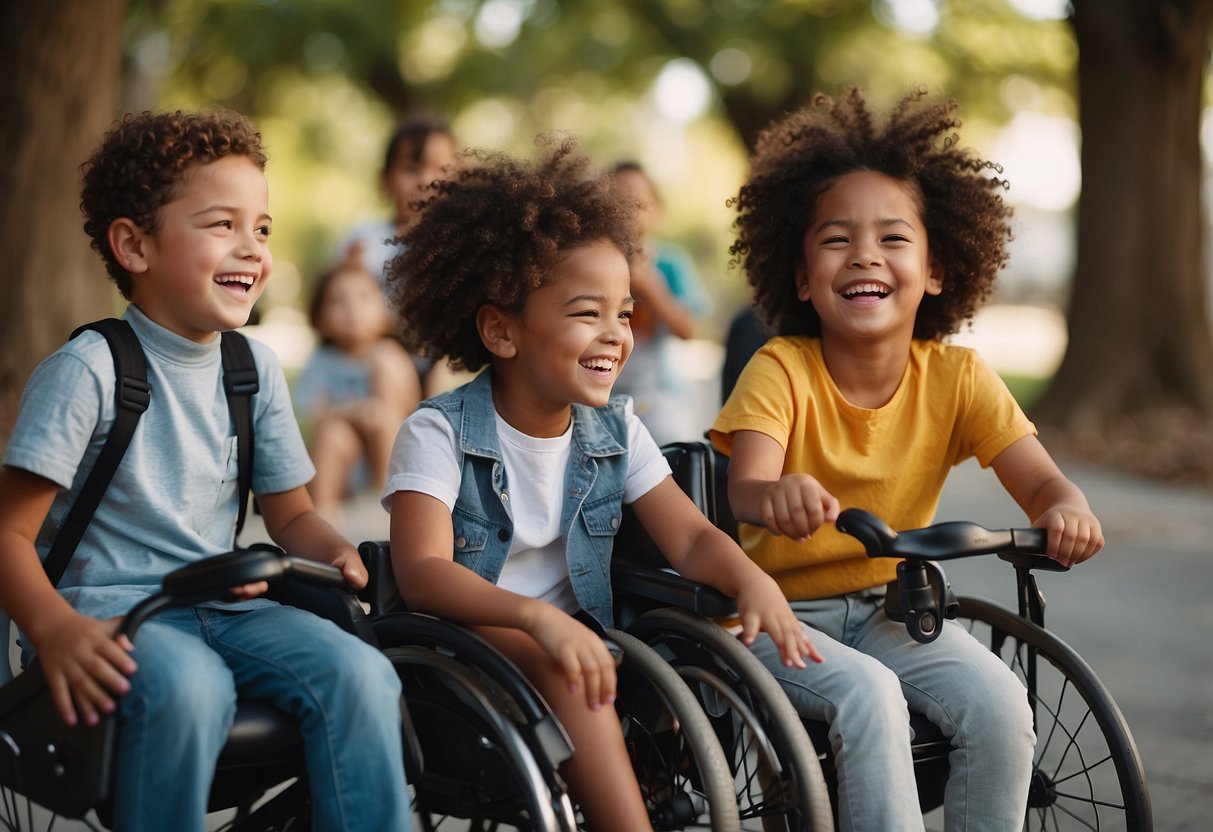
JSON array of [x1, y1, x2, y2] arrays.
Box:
[[610, 162, 713, 444], [340, 113, 460, 396]]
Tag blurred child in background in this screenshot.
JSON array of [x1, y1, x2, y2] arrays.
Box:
[[294, 256, 419, 523]]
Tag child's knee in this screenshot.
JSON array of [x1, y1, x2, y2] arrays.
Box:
[[329, 637, 403, 705], [974, 674, 1034, 752]]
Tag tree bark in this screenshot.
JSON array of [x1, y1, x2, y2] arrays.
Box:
[[0, 0, 128, 446], [1036, 0, 1213, 432]]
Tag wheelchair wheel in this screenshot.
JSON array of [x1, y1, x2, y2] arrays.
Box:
[[607, 628, 740, 832], [384, 645, 576, 832], [956, 597, 1152, 832], [627, 607, 833, 832]]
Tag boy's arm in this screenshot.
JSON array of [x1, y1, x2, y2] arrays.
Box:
[[990, 435, 1104, 566], [257, 486, 367, 590], [726, 430, 839, 540], [389, 489, 618, 707], [629, 253, 697, 339], [630, 477, 822, 667], [0, 466, 136, 725]]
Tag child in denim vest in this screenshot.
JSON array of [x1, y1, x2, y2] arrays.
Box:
[[713, 87, 1104, 831], [381, 139, 819, 831]]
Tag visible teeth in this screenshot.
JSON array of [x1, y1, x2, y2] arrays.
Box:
[[216, 275, 255, 285], [582, 358, 615, 370], [842, 282, 888, 297]]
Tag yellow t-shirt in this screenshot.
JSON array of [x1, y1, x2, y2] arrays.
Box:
[[710, 337, 1035, 601]]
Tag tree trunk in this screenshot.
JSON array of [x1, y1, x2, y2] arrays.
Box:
[[0, 1, 127, 447], [1037, 0, 1213, 435]]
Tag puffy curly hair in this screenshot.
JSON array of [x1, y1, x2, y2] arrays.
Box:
[[388, 137, 638, 372], [80, 109, 266, 299], [731, 86, 1012, 339]]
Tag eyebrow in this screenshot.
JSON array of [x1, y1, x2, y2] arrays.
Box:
[[562, 294, 635, 305], [814, 217, 914, 233], [190, 205, 273, 223]]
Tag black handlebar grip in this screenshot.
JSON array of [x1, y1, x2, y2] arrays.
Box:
[[282, 557, 349, 589]]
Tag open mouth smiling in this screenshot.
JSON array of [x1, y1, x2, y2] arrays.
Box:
[[840, 281, 891, 300], [580, 357, 617, 376], [215, 274, 256, 293]]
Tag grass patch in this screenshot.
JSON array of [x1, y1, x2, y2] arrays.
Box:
[[1000, 373, 1049, 411]]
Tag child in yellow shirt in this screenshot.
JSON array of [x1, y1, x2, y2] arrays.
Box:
[[713, 87, 1103, 831]]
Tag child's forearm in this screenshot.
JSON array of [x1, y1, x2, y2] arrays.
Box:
[[725, 476, 772, 528], [396, 555, 551, 632], [0, 535, 78, 646], [258, 487, 354, 564], [1023, 475, 1092, 523], [665, 524, 760, 598]]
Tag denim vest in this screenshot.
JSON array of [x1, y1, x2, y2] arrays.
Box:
[[420, 370, 630, 630]]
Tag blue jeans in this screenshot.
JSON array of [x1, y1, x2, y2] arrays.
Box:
[[113, 605, 412, 832], [748, 588, 1034, 832]]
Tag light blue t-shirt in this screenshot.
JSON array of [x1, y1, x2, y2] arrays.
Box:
[[2, 305, 314, 623], [293, 344, 375, 416]]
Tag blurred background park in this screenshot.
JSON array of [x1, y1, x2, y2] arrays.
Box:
[[4, 0, 1213, 490], [2, 3, 1213, 831]]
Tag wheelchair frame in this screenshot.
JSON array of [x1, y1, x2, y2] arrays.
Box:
[[0, 549, 393, 832], [626, 439, 1152, 832], [358, 540, 740, 832]]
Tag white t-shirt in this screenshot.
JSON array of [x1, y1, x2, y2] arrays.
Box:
[[383, 400, 670, 612]]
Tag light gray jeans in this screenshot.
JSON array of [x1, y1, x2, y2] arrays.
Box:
[[748, 587, 1034, 832]]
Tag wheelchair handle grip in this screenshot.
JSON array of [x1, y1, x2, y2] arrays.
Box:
[[120, 550, 350, 639], [158, 548, 346, 597], [837, 508, 1053, 563], [280, 557, 349, 589]]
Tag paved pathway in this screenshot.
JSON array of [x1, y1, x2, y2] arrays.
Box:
[[928, 457, 1213, 832]]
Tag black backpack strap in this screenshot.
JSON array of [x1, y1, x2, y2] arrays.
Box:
[[44, 319, 151, 587], [220, 331, 258, 540]]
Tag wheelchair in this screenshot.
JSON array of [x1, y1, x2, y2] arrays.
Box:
[[358, 541, 739, 832], [623, 440, 1152, 832], [611, 442, 833, 832], [0, 547, 420, 832]]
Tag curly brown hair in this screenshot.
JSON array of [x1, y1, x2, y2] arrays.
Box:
[[732, 86, 1012, 339], [80, 109, 266, 299], [388, 137, 639, 372]]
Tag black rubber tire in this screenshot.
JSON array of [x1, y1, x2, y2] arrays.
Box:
[[956, 596, 1152, 832], [385, 645, 575, 832], [607, 628, 740, 832], [628, 607, 833, 832]]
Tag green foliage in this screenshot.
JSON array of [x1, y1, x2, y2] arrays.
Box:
[[120, 0, 1078, 330], [1002, 372, 1050, 411]]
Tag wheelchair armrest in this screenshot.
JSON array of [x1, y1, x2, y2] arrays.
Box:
[[612, 561, 738, 618]]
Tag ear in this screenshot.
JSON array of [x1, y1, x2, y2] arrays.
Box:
[[108, 218, 149, 275], [795, 260, 811, 302], [925, 259, 944, 296], [476, 305, 518, 360]]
